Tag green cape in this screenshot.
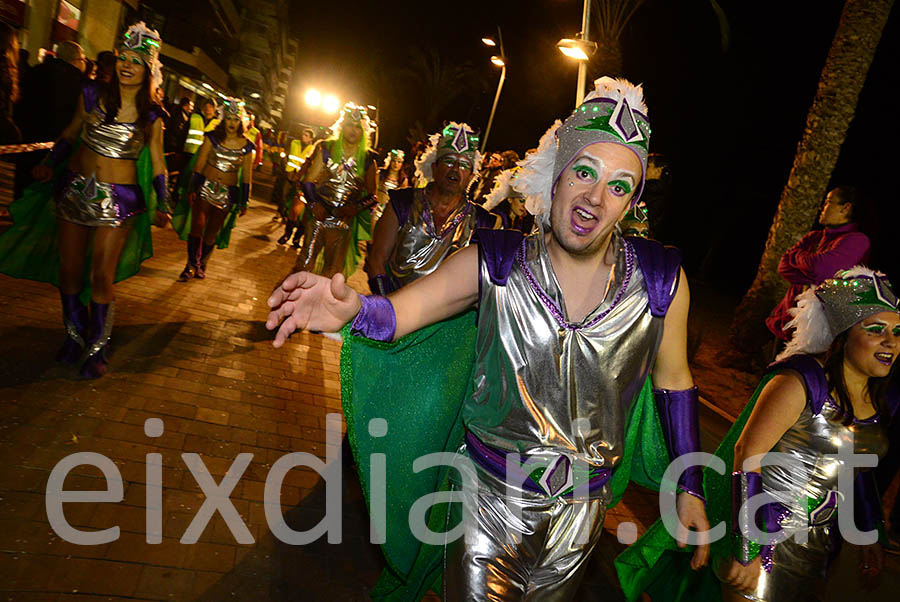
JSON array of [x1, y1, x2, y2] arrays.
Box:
[[0, 144, 159, 304], [340, 313, 674, 601]]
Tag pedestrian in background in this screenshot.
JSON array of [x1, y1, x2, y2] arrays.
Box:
[[0, 21, 21, 145]]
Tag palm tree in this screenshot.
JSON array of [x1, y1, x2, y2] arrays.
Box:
[[589, 0, 730, 76], [728, 0, 895, 363]]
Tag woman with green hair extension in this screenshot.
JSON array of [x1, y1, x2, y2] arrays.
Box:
[[293, 102, 378, 278]]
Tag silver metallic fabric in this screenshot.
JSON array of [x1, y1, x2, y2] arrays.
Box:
[[445, 485, 608, 601], [206, 139, 248, 173], [374, 178, 401, 222], [55, 172, 143, 227], [84, 302, 114, 360], [465, 229, 664, 499], [314, 154, 364, 229], [737, 399, 888, 601], [198, 179, 234, 211], [81, 107, 145, 159], [387, 188, 482, 288], [294, 217, 352, 277]]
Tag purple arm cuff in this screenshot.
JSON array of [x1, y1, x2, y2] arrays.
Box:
[[854, 471, 885, 539], [190, 172, 206, 193], [153, 173, 171, 213], [653, 386, 704, 502], [302, 181, 318, 205], [350, 295, 396, 342], [368, 275, 394, 296], [45, 138, 72, 169]]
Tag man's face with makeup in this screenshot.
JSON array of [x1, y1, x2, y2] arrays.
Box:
[[549, 142, 642, 257]]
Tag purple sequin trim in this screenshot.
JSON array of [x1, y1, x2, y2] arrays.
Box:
[[422, 199, 471, 240], [515, 237, 635, 331]]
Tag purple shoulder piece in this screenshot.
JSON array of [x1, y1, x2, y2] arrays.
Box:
[[474, 204, 498, 229], [244, 141, 256, 155], [477, 229, 524, 286], [147, 103, 167, 124], [388, 188, 415, 227], [886, 379, 900, 424], [766, 355, 829, 415], [628, 236, 682, 317], [82, 81, 102, 113]]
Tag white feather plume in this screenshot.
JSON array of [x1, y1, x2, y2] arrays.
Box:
[[512, 120, 560, 223], [587, 76, 648, 115], [776, 288, 833, 361], [483, 168, 518, 211]]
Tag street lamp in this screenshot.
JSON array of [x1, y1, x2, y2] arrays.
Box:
[[305, 89, 322, 107], [322, 95, 340, 113], [557, 0, 597, 106], [481, 26, 506, 154]]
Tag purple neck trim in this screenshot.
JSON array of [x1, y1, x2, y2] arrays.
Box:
[[422, 198, 471, 240], [515, 237, 635, 331]]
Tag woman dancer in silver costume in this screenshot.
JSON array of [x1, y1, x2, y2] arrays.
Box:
[[177, 98, 254, 281], [24, 23, 169, 378], [720, 267, 899, 601]]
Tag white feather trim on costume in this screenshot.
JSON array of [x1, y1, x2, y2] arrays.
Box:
[[775, 287, 834, 361], [587, 76, 649, 115], [512, 120, 560, 223], [484, 168, 517, 211]]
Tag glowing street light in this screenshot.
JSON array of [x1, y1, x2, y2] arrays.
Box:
[[490, 55, 505, 67], [482, 37, 496, 47], [481, 26, 506, 154], [305, 89, 322, 107], [322, 95, 340, 113], [558, 0, 597, 106], [250, 92, 261, 99]]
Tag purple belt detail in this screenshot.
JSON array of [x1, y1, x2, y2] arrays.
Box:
[[465, 431, 611, 496]]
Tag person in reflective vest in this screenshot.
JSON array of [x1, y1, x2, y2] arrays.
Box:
[[183, 96, 219, 154]]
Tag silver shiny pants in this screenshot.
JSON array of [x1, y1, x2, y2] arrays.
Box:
[[445, 485, 608, 601], [294, 213, 351, 278]]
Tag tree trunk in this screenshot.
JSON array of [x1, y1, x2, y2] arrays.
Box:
[[727, 0, 894, 365]]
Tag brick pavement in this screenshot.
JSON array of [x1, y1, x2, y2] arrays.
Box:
[[0, 174, 657, 601]]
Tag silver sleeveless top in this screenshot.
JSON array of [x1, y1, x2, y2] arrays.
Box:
[[206, 138, 250, 173], [466, 230, 664, 496], [763, 392, 888, 528], [312, 154, 366, 228], [82, 106, 144, 159], [387, 188, 481, 288]]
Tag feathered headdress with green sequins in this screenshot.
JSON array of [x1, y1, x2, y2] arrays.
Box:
[[513, 77, 651, 221], [777, 266, 900, 361], [119, 22, 163, 87], [414, 122, 482, 183]]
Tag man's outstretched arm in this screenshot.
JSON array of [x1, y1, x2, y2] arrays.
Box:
[[266, 244, 479, 346]]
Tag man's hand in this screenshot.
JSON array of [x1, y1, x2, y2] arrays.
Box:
[[675, 492, 710, 569], [715, 556, 761, 594], [859, 543, 883, 588], [266, 272, 361, 347]]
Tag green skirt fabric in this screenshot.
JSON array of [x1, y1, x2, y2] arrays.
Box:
[[340, 310, 674, 601], [0, 146, 158, 304], [171, 151, 245, 250], [613, 374, 774, 602]]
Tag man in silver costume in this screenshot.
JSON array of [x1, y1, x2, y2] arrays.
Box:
[[267, 77, 710, 600], [294, 103, 378, 278], [364, 122, 499, 295]]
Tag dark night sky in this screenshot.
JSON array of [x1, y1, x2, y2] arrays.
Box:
[[288, 0, 899, 292]]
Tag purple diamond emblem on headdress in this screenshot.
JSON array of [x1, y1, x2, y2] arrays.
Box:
[[609, 97, 643, 144], [451, 126, 470, 153], [538, 456, 573, 496], [123, 33, 142, 50]]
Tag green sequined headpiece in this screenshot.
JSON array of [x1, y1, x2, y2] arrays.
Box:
[[119, 22, 163, 86], [415, 122, 482, 183]]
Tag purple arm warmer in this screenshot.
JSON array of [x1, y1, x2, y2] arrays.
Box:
[[350, 295, 396, 342], [153, 173, 171, 213], [190, 172, 206, 193], [653, 386, 704, 502], [44, 138, 73, 169]]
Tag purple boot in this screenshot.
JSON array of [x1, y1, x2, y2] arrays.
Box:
[[79, 301, 114, 379], [56, 292, 88, 364], [195, 242, 215, 280], [178, 236, 201, 282]]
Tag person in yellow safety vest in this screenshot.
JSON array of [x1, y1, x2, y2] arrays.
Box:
[[183, 97, 220, 154], [246, 112, 263, 169], [277, 128, 316, 242]]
